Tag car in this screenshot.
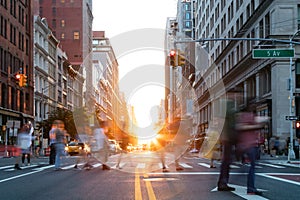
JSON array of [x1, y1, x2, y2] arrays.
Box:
[[65, 141, 90, 156]]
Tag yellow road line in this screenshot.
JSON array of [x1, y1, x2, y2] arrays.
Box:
[[135, 170, 142, 200], [135, 169, 157, 200], [144, 174, 157, 200]]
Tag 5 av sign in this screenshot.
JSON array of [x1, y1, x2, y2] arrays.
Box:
[[252, 48, 295, 59]]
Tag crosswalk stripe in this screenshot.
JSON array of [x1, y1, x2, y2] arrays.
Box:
[[33, 165, 54, 171], [197, 163, 211, 168], [257, 162, 285, 169], [92, 163, 102, 168], [137, 163, 146, 169], [179, 162, 193, 168], [0, 165, 14, 170], [4, 164, 38, 171]]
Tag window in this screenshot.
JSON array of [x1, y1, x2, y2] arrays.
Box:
[[296, 60, 300, 88], [73, 31, 79, 40], [298, 5, 300, 29], [186, 12, 191, 20]]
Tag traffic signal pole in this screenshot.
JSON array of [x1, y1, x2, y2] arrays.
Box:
[[288, 30, 300, 161]]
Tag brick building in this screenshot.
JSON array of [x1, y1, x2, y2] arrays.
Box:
[[0, 0, 34, 145]]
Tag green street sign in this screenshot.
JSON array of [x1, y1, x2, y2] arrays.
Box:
[[252, 48, 294, 59]]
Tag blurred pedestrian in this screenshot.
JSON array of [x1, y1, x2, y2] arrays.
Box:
[[235, 107, 268, 195], [115, 137, 130, 169], [74, 125, 93, 170], [273, 136, 280, 156], [54, 120, 68, 170], [15, 123, 34, 168], [205, 118, 222, 168], [217, 92, 239, 191], [91, 121, 110, 170], [49, 120, 59, 165], [34, 137, 40, 157]]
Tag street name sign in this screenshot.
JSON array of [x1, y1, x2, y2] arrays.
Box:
[[252, 48, 294, 59]]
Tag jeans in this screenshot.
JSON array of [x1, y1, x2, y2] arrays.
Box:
[[246, 146, 259, 192], [55, 143, 65, 169], [49, 143, 56, 164], [218, 141, 234, 187]]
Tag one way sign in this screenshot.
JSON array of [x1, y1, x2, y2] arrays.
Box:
[[285, 116, 299, 121]]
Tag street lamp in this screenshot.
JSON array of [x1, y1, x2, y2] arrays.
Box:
[[288, 29, 300, 162], [40, 84, 57, 155]]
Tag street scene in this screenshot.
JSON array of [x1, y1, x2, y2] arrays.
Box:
[[0, 151, 299, 200], [1, 0, 300, 199]]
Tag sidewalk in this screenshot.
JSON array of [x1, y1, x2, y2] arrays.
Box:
[[259, 153, 300, 167], [0, 155, 49, 167]]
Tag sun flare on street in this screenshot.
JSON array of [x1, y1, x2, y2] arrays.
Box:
[[128, 84, 165, 144]]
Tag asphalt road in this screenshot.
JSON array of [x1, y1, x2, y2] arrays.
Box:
[[0, 152, 299, 200]]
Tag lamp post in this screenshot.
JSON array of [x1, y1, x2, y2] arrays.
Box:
[[40, 84, 54, 155], [288, 30, 300, 162]]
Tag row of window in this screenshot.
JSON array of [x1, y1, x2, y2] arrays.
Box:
[[1, 83, 29, 112], [0, 47, 27, 74], [0, 15, 29, 54], [196, 67, 271, 127]]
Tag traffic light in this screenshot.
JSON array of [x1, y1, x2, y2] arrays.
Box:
[[23, 74, 27, 87], [169, 50, 177, 67], [296, 121, 300, 138], [16, 73, 21, 86], [177, 50, 186, 66]]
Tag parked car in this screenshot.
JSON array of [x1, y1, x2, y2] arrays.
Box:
[[65, 141, 90, 156]]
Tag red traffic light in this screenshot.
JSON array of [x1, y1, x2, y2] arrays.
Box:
[[16, 74, 21, 79], [170, 50, 176, 57], [296, 121, 300, 128]]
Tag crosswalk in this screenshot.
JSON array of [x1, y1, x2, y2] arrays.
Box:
[[0, 159, 296, 173]]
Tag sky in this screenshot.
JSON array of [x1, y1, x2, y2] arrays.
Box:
[[92, 0, 177, 134]]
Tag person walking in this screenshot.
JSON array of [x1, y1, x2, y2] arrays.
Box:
[[235, 107, 268, 195], [34, 137, 40, 157], [49, 120, 59, 165], [14, 124, 33, 169], [74, 125, 93, 170], [18, 124, 34, 166], [91, 121, 110, 170], [217, 92, 239, 192], [54, 120, 68, 170]]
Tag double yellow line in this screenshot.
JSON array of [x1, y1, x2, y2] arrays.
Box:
[[135, 170, 156, 200]]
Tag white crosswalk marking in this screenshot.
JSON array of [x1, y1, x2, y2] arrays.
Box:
[[230, 164, 241, 169], [198, 163, 211, 168], [0, 165, 14, 170], [257, 162, 285, 168], [4, 164, 38, 171], [179, 162, 193, 168], [137, 163, 146, 169]]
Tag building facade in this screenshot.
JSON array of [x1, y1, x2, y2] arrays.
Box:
[[192, 0, 300, 149], [35, 0, 94, 109], [0, 0, 34, 145], [92, 31, 123, 139]]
